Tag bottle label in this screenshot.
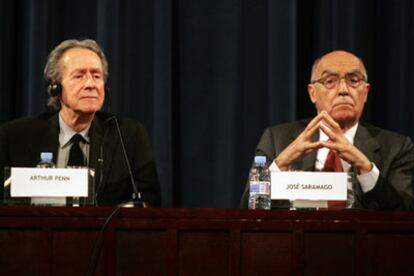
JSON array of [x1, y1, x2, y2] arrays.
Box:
[[250, 181, 270, 194]]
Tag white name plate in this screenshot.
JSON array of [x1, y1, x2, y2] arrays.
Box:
[[271, 171, 347, 201], [10, 168, 88, 197]]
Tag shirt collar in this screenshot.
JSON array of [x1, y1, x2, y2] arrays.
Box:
[[58, 113, 90, 148]]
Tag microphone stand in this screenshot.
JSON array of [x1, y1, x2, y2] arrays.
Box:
[[86, 114, 148, 276], [112, 116, 147, 208]]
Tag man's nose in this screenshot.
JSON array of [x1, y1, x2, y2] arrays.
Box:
[[337, 78, 349, 95], [84, 73, 96, 87]]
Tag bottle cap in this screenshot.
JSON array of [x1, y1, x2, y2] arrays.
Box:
[[40, 152, 53, 162], [254, 155, 266, 165]]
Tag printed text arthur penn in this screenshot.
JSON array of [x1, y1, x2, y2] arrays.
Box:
[[30, 175, 70, 181]]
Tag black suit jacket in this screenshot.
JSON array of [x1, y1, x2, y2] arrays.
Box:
[[241, 120, 414, 210], [0, 111, 161, 206]]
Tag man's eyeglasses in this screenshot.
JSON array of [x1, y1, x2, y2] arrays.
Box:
[[312, 73, 367, 89]]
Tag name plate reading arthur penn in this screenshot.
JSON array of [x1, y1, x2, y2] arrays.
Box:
[[10, 168, 88, 197], [271, 171, 347, 201]]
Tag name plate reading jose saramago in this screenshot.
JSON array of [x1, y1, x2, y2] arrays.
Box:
[[271, 171, 347, 201], [10, 167, 88, 197]]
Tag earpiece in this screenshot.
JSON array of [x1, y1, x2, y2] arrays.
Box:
[[48, 81, 62, 97], [47, 81, 109, 97]]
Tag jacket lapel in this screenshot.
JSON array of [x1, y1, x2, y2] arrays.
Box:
[[29, 113, 59, 165], [354, 124, 381, 168]]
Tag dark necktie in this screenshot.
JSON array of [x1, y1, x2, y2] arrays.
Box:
[[67, 134, 86, 167], [323, 150, 346, 209]]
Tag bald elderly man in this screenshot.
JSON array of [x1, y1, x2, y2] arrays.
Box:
[[241, 50, 414, 210]]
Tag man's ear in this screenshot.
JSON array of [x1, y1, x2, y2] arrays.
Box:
[[308, 84, 317, 104], [363, 83, 370, 103]]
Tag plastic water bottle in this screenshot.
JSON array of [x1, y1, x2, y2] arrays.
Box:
[[248, 156, 271, 209], [37, 152, 56, 168]]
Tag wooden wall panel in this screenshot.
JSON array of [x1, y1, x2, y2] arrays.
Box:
[[241, 231, 292, 276], [303, 233, 355, 276], [1, 208, 414, 275], [52, 230, 101, 275], [0, 229, 42, 276], [178, 231, 230, 276], [115, 230, 168, 276], [366, 233, 414, 276]]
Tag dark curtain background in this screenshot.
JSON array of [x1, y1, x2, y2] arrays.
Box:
[[1, 0, 414, 207]]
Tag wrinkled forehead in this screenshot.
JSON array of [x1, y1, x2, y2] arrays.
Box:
[[59, 48, 103, 75], [315, 52, 366, 77]]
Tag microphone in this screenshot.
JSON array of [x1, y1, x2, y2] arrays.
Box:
[[104, 115, 146, 208]]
